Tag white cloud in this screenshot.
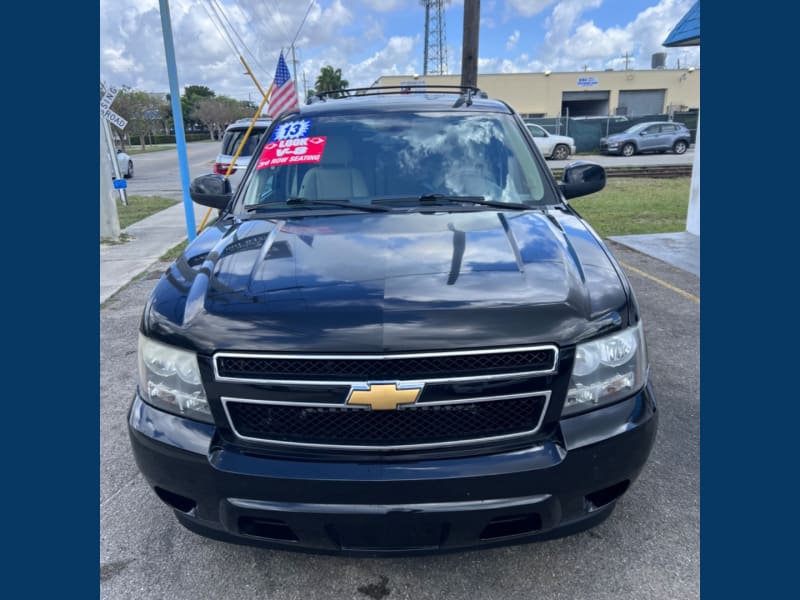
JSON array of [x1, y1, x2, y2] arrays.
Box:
[[534, 0, 700, 72], [99, 0, 700, 104], [360, 0, 404, 11], [506, 0, 557, 18], [100, 0, 361, 100], [362, 15, 385, 42], [345, 36, 418, 86], [506, 30, 521, 51]]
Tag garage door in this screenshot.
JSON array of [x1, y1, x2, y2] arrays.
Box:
[[618, 90, 666, 116], [561, 90, 610, 117]]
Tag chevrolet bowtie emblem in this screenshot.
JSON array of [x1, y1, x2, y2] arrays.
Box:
[[346, 383, 424, 410]]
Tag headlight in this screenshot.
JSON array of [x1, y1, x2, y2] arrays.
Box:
[[137, 334, 212, 423], [563, 322, 647, 417]]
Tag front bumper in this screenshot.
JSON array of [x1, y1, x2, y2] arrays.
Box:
[[128, 385, 657, 555], [600, 142, 622, 155]]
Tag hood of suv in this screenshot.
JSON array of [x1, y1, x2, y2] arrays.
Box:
[[146, 210, 628, 353]]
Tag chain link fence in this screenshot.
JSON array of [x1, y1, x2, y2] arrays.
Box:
[[525, 111, 698, 153]]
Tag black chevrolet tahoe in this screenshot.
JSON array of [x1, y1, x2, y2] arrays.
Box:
[[129, 87, 657, 555]]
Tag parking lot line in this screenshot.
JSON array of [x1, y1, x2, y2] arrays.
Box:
[[618, 261, 699, 304]]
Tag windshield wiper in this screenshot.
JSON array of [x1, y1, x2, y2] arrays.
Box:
[[377, 194, 534, 211], [246, 197, 390, 213]]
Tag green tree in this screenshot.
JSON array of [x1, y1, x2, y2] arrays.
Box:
[[112, 88, 167, 150], [194, 96, 257, 140], [314, 66, 349, 98], [181, 85, 215, 131]]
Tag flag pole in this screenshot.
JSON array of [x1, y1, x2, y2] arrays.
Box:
[[196, 83, 274, 234]]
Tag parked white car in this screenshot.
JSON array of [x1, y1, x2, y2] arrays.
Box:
[[115, 149, 134, 178], [525, 123, 576, 160]]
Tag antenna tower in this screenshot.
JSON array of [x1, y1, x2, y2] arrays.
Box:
[[421, 0, 448, 75]]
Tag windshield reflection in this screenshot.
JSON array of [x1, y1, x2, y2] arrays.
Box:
[[238, 112, 553, 210]]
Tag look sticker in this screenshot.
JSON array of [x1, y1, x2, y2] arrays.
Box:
[[256, 136, 327, 169]]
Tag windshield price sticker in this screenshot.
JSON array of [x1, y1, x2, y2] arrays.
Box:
[[256, 136, 327, 169], [270, 119, 312, 141]]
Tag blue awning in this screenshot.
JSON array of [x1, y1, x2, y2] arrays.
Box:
[[663, 1, 700, 47]]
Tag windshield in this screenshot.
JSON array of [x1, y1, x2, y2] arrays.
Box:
[[221, 127, 267, 157], [623, 123, 651, 135], [236, 111, 555, 212]]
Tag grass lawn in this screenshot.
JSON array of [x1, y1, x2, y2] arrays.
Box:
[[569, 177, 690, 238], [160, 239, 189, 262], [117, 195, 176, 229]]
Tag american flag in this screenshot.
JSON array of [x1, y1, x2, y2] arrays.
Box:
[[267, 52, 299, 118]]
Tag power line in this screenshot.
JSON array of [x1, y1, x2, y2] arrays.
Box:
[[199, 0, 240, 57], [209, 0, 271, 76], [291, 0, 315, 47], [260, 0, 292, 43]]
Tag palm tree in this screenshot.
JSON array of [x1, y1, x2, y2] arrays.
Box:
[[314, 66, 349, 98]]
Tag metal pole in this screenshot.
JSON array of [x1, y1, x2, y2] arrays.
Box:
[[159, 0, 197, 241], [102, 117, 128, 206], [460, 0, 480, 88], [238, 55, 267, 98], [423, 1, 430, 76], [100, 114, 120, 240], [291, 45, 299, 92]]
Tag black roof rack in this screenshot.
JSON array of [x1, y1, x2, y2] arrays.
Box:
[[307, 85, 489, 105]]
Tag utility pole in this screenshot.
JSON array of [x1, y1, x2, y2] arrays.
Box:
[[100, 114, 120, 240], [460, 0, 480, 88], [623, 51, 631, 70], [291, 45, 299, 91], [302, 70, 308, 102]]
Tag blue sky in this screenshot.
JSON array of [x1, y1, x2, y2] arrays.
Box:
[[100, 0, 700, 101]]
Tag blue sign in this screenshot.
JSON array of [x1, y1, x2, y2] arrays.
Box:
[[577, 77, 599, 87], [113, 178, 128, 189]]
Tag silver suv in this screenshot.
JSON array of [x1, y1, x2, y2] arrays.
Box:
[[214, 117, 272, 189], [600, 121, 691, 157]]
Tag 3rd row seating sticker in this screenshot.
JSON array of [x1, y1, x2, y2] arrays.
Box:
[[256, 136, 327, 169]]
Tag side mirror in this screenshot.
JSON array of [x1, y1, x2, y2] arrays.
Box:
[[559, 161, 606, 200], [189, 174, 232, 210]]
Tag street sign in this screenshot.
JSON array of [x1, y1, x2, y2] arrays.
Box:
[[102, 108, 128, 130], [100, 85, 119, 113], [100, 85, 127, 129]]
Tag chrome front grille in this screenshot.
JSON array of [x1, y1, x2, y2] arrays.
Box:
[[222, 392, 551, 450], [214, 346, 558, 384], [213, 346, 558, 451]]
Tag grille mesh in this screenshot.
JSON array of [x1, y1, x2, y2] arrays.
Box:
[[216, 349, 555, 381], [226, 395, 547, 447]]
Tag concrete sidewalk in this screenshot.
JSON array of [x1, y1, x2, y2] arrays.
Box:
[[610, 231, 699, 276], [100, 201, 210, 304]]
